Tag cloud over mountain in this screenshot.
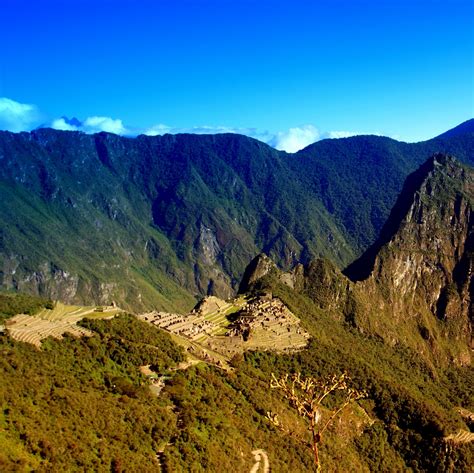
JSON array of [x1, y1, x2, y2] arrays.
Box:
[[325, 130, 381, 139], [267, 125, 320, 153], [143, 124, 322, 152], [0, 97, 42, 132], [51, 116, 127, 134], [0, 96, 373, 152]]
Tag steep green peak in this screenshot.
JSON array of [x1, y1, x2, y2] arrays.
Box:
[[344, 154, 471, 281], [417, 154, 473, 205]]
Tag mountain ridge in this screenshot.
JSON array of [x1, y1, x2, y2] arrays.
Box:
[[0, 123, 473, 309], [434, 118, 474, 140]]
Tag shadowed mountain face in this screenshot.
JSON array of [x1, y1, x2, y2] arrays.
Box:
[[246, 155, 473, 366], [362, 155, 474, 361], [0, 123, 473, 310], [344, 156, 447, 281]]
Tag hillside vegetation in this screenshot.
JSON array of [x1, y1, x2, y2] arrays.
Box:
[[0, 292, 53, 323], [1, 130, 473, 471], [0, 282, 472, 472]]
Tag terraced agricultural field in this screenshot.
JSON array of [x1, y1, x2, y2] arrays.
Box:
[[196, 298, 245, 339], [206, 296, 310, 356], [5, 303, 122, 348], [139, 297, 247, 343], [445, 430, 474, 444]]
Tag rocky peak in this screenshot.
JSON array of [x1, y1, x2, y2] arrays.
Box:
[[243, 156, 473, 365], [344, 154, 466, 281], [238, 254, 279, 293], [368, 154, 473, 296], [344, 154, 473, 361]]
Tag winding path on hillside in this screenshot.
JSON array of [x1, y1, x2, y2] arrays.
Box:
[[250, 449, 270, 473]]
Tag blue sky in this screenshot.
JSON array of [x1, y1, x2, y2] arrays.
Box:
[[0, 0, 473, 151]]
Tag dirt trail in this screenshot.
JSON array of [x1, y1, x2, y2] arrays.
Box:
[[250, 449, 270, 473]]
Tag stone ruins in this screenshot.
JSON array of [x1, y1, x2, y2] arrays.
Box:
[[138, 293, 310, 362]]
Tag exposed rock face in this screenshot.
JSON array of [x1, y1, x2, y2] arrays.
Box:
[[355, 155, 473, 363], [238, 254, 279, 293], [357, 155, 473, 357], [353, 155, 474, 363], [242, 155, 474, 365], [1, 259, 80, 302], [192, 223, 234, 299]]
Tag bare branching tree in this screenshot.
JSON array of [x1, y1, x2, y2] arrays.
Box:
[[267, 372, 365, 472]]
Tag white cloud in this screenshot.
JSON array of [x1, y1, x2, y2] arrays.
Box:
[[323, 130, 384, 139], [51, 117, 78, 131], [50, 115, 128, 135], [0, 97, 41, 132], [144, 123, 322, 152], [144, 124, 173, 136], [325, 130, 359, 139], [0, 96, 385, 152], [47, 114, 380, 151], [267, 125, 320, 153], [144, 124, 254, 137], [143, 123, 323, 152], [82, 116, 127, 134], [182, 125, 237, 134]]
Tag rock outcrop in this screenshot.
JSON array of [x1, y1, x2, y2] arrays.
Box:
[[242, 155, 474, 365], [238, 254, 280, 294], [360, 155, 473, 351]]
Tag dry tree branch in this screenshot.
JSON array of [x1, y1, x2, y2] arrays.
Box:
[[267, 372, 365, 471]]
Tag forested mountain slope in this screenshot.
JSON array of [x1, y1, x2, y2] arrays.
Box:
[[0, 120, 473, 309]]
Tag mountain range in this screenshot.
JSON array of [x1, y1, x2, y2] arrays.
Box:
[[1, 149, 473, 471], [0, 119, 473, 311]]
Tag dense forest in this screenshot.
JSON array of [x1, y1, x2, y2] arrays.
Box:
[[0, 292, 53, 324]]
